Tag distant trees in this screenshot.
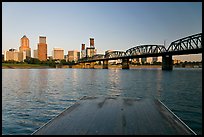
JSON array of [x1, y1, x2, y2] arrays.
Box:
[[23, 57, 77, 67], [3, 57, 201, 68], [24, 57, 40, 64]]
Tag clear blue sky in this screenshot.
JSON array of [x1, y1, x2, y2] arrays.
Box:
[[2, 2, 202, 61]]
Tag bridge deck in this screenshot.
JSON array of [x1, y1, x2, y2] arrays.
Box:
[[32, 96, 196, 135]]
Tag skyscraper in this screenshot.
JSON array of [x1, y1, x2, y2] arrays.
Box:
[[38, 36, 47, 61], [86, 38, 96, 58], [90, 38, 94, 47], [19, 35, 31, 59], [81, 44, 86, 58]]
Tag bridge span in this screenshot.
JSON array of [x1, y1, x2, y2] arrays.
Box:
[[78, 33, 202, 70]]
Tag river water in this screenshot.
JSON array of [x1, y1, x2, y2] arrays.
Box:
[[2, 68, 202, 135]]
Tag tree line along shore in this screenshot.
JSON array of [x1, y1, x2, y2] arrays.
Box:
[[2, 57, 202, 69], [2, 63, 201, 69]]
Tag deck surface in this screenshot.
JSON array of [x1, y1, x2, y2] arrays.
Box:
[[33, 96, 195, 135]]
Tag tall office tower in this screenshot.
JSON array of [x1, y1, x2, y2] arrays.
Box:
[[82, 44, 85, 50], [86, 38, 96, 58], [19, 35, 31, 59], [38, 36, 47, 61], [90, 38, 94, 47], [52, 48, 64, 60], [81, 44, 86, 58]]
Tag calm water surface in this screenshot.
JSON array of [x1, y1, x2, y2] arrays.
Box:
[[2, 68, 202, 135]]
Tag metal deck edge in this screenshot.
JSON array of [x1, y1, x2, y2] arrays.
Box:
[[31, 96, 87, 135], [156, 99, 197, 135]]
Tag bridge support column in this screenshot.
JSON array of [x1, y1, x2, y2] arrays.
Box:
[[162, 55, 173, 70], [103, 60, 108, 69], [122, 58, 130, 69]]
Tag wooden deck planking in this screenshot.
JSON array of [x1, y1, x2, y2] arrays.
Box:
[[32, 96, 195, 135]]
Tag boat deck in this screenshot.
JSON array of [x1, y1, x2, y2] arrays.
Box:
[[32, 96, 196, 135]]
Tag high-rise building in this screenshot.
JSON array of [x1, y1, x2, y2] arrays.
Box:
[[68, 50, 80, 62], [19, 35, 31, 59], [38, 36, 47, 61], [81, 44, 86, 58], [90, 38, 94, 47], [86, 38, 96, 58], [52, 48, 64, 60]]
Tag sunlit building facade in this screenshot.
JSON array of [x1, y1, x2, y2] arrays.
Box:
[[38, 36, 47, 61], [52, 48, 64, 60], [19, 35, 31, 59], [68, 50, 80, 62], [33, 49, 38, 59], [81, 44, 86, 58], [4, 49, 25, 62]]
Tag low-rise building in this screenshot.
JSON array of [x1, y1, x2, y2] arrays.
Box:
[[68, 50, 80, 62], [173, 59, 182, 64], [4, 49, 25, 62], [52, 48, 64, 60], [33, 49, 38, 59], [86, 47, 96, 58]]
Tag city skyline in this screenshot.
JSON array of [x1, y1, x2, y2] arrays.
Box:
[[2, 2, 202, 61]]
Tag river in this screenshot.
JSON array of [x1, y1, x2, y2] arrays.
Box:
[[2, 68, 202, 135]]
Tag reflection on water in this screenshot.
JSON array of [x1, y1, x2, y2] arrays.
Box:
[[107, 69, 122, 96], [2, 68, 202, 135], [156, 70, 163, 99], [19, 69, 30, 92]]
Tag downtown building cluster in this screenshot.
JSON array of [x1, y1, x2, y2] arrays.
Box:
[[3, 35, 183, 65], [3, 35, 48, 62], [3, 35, 97, 63]]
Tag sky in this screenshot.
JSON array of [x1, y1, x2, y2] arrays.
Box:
[[2, 2, 202, 61]]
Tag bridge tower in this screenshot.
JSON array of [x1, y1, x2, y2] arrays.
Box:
[[162, 55, 173, 70]]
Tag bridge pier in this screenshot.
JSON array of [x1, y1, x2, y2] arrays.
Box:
[[162, 55, 173, 70], [122, 58, 130, 69], [103, 60, 108, 69]]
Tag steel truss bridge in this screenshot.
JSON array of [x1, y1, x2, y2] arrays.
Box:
[[78, 33, 202, 70]]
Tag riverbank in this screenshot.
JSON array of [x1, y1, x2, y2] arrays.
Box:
[[2, 63, 201, 69], [2, 63, 52, 69], [2, 63, 161, 69]]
